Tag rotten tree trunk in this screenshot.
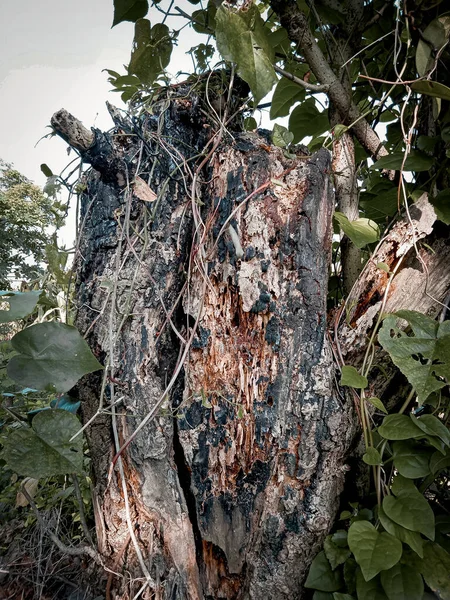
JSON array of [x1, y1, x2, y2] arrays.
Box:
[[53, 100, 354, 599]]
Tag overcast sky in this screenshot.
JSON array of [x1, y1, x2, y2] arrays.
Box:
[[0, 0, 204, 244]]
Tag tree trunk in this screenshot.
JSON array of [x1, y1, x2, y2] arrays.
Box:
[[52, 96, 355, 599]]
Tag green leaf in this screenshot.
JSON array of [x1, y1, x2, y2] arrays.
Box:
[[113, 74, 142, 86], [360, 186, 399, 220], [378, 414, 425, 441], [378, 313, 450, 404], [430, 189, 450, 225], [0, 291, 41, 323], [416, 40, 433, 78], [378, 505, 423, 558], [371, 152, 434, 172], [305, 551, 343, 591], [383, 482, 435, 541], [377, 262, 390, 273], [356, 570, 389, 600], [333, 595, 355, 600], [192, 4, 217, 35], [363, 447, 383, 466], [128, 20, 172, 85], [1, 410, 84, 477], [45, 244, 69, 285], [421, 542, 450, 599], [40, 164, 53, 177], [344, 558, 358, 594], [272, 123, 294, 148], [313, 593, 334, 600], [430, 448, 450, 474], [392, 441, 432, 478], [244, 117, 257, 131], [366, 397, 388, 414], [112, 0, 148, 26], [416, 16, 450, 76], [324, 535, 351, 570], [340, 366, 368, 389], [348, 521, 403, 581], [7, 322, 103, 393], [334, 213, 380, 249], [267, 27, 291, 56], [270, 74, 305, 119], [380, 564, 424, 600], [332, 531, 349, 548], [412, 415, 450, 447], [289, 98, 329, 143], [215, 5, 277, 105]]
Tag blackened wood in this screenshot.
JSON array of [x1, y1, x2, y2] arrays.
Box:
[[63, 95, 355, 599]]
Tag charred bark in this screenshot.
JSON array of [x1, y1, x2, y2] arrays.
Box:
[[53, 96, 354, 600]]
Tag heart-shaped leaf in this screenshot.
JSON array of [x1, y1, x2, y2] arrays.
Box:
[[356, 569, 389, 600], [348, 521, 402, 581], [430, 189, 450, 225], [340, 366, 368, 389], [1, 410, 84, 478], [270, 71, 306, 119], [392, 441, 432, 478], [324, 535, 351, 570], [7, 322, 103, 393], [272, 123, 294, 148], [112, 0, 148, 26], [289, 98, 329, 143], [430, 448, 450, 474], [0, 290, 41, 323], [421, 542, 450, 599], [411, 80, 450, 102], [371, 152, 434, 172], [215, 4, 277, 105], [128, 20, 173, 86], [411, 414, 450, 447], [382, 480, 435, 540], [379, 313, 450, 404], [378, 414, 425, 441], [305, 551, 343, 591], [380, 564, 424, 600], [334, 213, 380, 249], [378, 505, 423, 558], [363, 447, 383, 466]]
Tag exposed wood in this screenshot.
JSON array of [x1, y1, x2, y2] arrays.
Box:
[[65, 89, 356, 599], [51, 109, 95, 152], [337, 194, 450, 408]]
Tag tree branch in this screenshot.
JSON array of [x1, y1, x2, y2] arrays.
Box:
[[21, 484, 103, 566], [274, 65, 329, 92], [270, 0, 388, 160]]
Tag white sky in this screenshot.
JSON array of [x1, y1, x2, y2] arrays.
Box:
[[0, 0, 203, 245]]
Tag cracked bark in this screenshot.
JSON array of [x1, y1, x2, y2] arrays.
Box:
[[52, 99, 355, 599]]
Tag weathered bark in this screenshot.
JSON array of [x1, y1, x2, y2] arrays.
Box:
[[337, 194, 450, 410], [52, 96, 355, 599]]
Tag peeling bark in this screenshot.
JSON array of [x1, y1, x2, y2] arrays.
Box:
[[336, 194, 450, 411], [53, 99, 355, 599]]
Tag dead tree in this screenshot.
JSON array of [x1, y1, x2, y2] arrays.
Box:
[[50, 85, 449, 599]]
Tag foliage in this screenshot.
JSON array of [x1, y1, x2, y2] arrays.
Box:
[[0, 161, 65, 290]]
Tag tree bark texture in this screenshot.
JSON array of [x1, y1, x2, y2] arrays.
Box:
[[56, 98, 355, 599]]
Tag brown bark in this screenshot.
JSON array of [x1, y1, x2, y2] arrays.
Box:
[[52, 97, 355, 599]]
